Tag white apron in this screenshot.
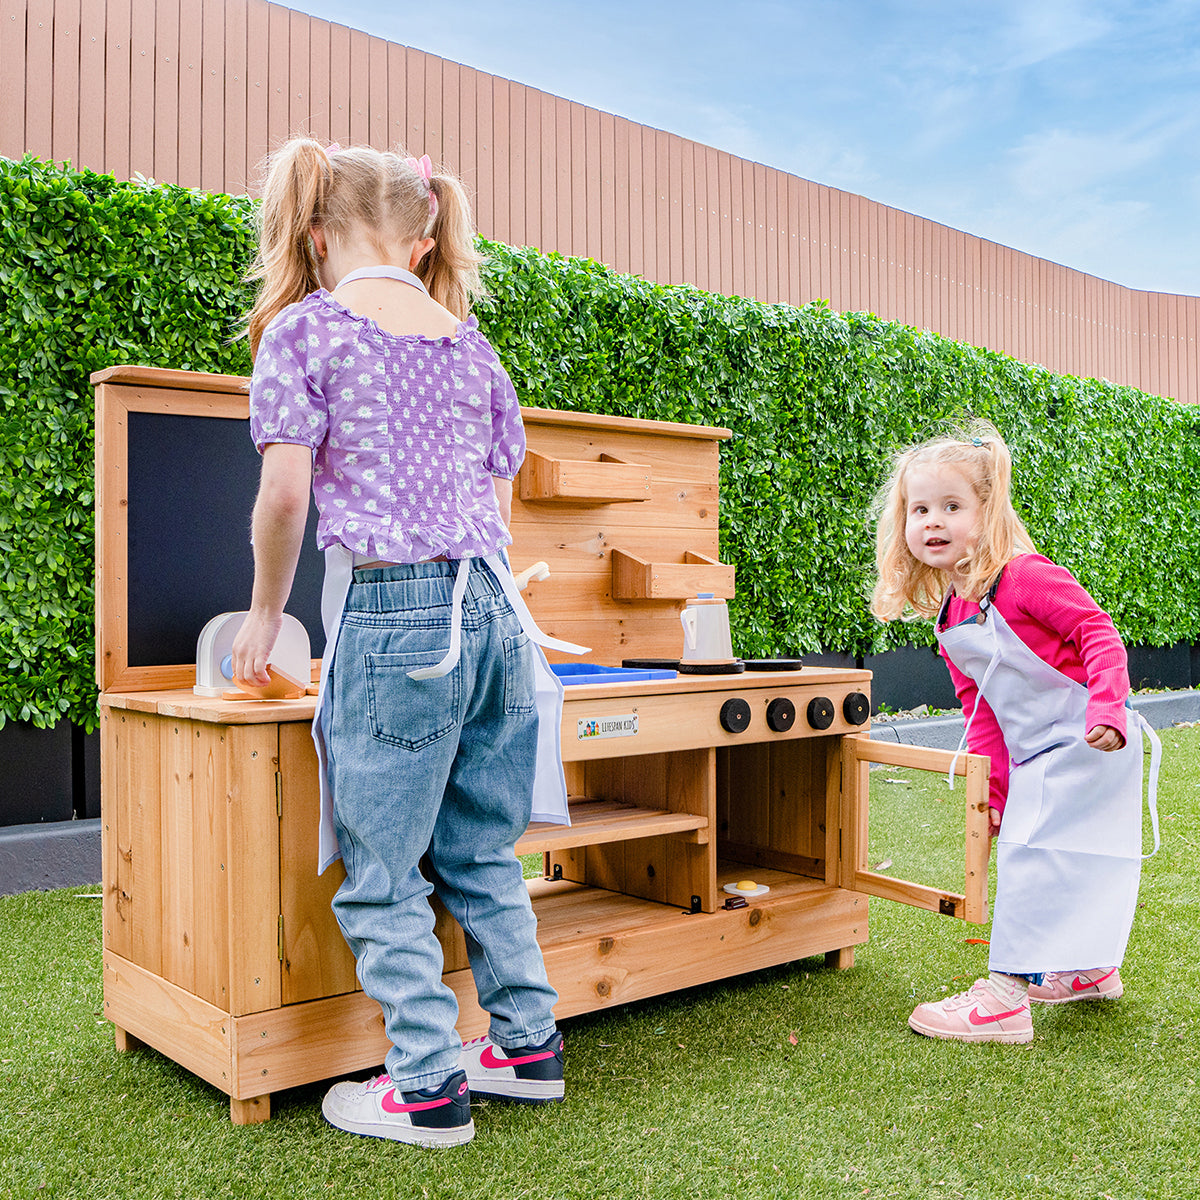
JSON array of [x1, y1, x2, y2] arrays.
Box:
[[938, 587, 1160, 973], [308, 265, 586, 874]]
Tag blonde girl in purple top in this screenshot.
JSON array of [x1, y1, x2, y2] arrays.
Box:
[[231, 138, 573, 1147]]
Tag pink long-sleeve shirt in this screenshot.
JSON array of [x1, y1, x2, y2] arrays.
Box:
[[937, 553, 1130, 815]]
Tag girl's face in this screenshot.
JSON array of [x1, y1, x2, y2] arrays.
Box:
[[903, 462, 981, 583]]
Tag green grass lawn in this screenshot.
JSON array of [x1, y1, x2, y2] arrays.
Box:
[[2, 727, 1197, 1200]]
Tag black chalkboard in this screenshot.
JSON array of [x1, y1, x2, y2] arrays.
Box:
[[126, 411, 326, 666]]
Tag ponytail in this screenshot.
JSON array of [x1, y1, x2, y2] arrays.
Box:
[[244, 138, 331, 356], [416, 172, 485, 320], [244, 140, 486, 348]]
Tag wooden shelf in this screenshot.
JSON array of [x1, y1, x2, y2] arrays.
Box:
[[519, 450, 652, 504], [611, 548, 735, 600], [516, 797, 708, 855]]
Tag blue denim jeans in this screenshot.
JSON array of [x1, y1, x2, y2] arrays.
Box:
[[324, 558, 558, 1090]]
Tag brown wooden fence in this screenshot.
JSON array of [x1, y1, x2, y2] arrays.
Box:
[[3, 0, 1197, 402]]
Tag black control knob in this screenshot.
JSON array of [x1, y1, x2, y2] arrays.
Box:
[[843, 692, 870, 726], [806, 696, 835, 730], [719, 698, 752, 734], [766, 697, 796, 732]]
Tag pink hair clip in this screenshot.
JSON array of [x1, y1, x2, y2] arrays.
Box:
[[324, 142, 342, 157], [405, 154, 438, 220]]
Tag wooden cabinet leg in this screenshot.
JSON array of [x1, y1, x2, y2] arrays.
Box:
[[113, 1026, 145, 1053], [825, 946, 855, 970], [230, 1094, 271, 1125]]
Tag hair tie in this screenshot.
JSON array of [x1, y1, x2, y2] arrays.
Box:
[[970, 437, 984, 447], [405, 154, 438, 220], [324, 142, 341, 158]]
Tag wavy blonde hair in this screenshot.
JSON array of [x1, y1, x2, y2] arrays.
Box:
[[244, 137, 485, 355], [871, 421, 1037, 620]]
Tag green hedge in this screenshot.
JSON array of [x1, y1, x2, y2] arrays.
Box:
[[2, 155, 1198, 729]]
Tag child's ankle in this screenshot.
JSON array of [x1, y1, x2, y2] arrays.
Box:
[[989, 971, 1030, 1004]]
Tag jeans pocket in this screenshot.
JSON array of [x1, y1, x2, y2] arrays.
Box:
[[365, 652, 461, 750], [502, 633, 536, 715]]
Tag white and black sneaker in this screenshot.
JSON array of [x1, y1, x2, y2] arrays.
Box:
[[459, 1031, 564, 1102], [321, 1068, 474, 1146]]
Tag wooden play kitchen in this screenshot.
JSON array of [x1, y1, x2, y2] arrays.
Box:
[[93, 365, 990, 1124]]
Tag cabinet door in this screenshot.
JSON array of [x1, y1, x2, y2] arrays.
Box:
[[839, 735, 990, 924]]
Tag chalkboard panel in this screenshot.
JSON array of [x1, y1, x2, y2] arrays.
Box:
[[126, 411, 326, 666]]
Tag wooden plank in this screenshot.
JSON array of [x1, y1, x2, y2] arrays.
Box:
[[222, 0, 247, 192], [768, 738, 819, 859], [844, 736, 970, 775], [518, 450, 651, 503], [368, 32, 388, 149], [523, 84, 542, 250], [610, 549, 734, 601], [489, 75, 510, 243], [278, 723, 358, 1005], [327, 15, 349, 147], [153, 0, 179, 182], [664, 747, 716, 909], [104, 950, 234, 1093], [640, 125, 656, 280], [232, 988, 387, 1098], [625, 117, 643, 276], [612, 754, 668, 903], [224, 724, 281, 1016], [50, 0, 80, 164], [348, 26, 369, 145], [562, 682, 870, 762], [126, 0, 156, 178], [244, 0, 269, 175], [192, 722, 231, 1007], [719, 742, 770, 849], [286, 8, 309, 140], [763, 164, 778, 303], [100, 711, 128, 961], [963, 753, 990, 924], [456, 60, 476, 206], [552, 94, 570, 254], [613, 116, 631, 274], [517, 798, 707, 855], [471, 64, 492, 234], [0, 0, 28, 161], [76, 0, 107, 170], [159, 719, 197, 995], [199, 0, 225, 191], [305, 15, 331, 146], [384, 37, 405, 150], [586, 106, 602, 264], [109, 710, 164, 973], [668, 132, 683, 285], [177, 0, 202, 187], [422, 43, 441, 160]]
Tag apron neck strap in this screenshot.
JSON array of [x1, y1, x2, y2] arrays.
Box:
[[336, 264, 429, 294]]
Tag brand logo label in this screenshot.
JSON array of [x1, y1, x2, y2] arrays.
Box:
[[578, 714, 639, 740]]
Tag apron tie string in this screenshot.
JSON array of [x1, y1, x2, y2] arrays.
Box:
[[1139, 713, 1162, 858], [948, 609, 1000, 789], [407, 558, 472, 680]]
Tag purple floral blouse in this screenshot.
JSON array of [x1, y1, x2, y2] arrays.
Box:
[[249, 291, 526, 563]]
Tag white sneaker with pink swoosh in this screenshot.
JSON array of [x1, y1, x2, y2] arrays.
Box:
[[459, 1031, 565, 1102], [908, 978, 1034, 1043], [1029, 967, 1123, 1004]]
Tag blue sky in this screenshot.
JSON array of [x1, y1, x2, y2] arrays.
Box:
[[289, 0, 1200, 296]]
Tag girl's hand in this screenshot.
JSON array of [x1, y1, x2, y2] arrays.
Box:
[[231, 609, 283, 687], [1085, 724, 1125, 752], [989, 806, 1002, 839]]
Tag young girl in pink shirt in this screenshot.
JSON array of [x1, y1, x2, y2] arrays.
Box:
[[871, 426, 1159, 1042]]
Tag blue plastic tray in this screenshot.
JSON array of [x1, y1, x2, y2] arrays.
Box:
[[551, 663, 677, 686]]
